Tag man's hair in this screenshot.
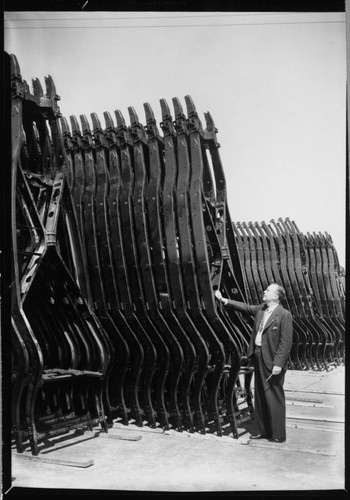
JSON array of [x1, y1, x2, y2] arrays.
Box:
[[272, 283, 286, 302]]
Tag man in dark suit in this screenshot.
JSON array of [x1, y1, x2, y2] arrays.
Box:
[[215, 283, 293, 443]]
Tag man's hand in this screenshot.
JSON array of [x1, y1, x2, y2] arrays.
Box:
[[215, 290, 228, 305], [272, 365, 282, 375]]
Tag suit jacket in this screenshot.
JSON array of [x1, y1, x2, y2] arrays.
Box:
[[225, 299, 293, 371]]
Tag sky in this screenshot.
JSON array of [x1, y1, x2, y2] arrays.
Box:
[[4, 11, 346, 267]]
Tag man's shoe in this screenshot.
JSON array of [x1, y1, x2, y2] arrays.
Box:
[[249, 434, 268, 440], [270, 438, 285, 443]]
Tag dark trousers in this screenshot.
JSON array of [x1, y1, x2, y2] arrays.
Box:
[[253, 347, 287, 440]]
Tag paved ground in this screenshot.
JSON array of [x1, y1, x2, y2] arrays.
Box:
[[6, 365, 345, 495]]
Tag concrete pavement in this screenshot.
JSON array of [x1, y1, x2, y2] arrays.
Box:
[[8, 366, 345, 494]]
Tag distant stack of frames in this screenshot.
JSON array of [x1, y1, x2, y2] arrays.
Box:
[[232, 220, 345, 371]]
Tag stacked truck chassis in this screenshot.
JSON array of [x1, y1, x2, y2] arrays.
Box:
[[8, 53, 345, 456], [232, 220, 345, 371]]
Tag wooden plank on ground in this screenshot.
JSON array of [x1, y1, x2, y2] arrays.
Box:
[[112, 422, 165, 434], [286, 418, 344, 433], [248, 440, 337, 457], [285, 388, 344, 396], [80, 429, 142, 441], [286, 400, 334, 408], [98, 432, 142, 441], [14, 453, 94, 468]]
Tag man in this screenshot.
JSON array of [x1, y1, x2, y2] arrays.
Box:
[[215, 283, 293, 443]]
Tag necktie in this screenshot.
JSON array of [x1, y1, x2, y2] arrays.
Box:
[[255, 308, 270, 346], [259, 309, 269, 331]]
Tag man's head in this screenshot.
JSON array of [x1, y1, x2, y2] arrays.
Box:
[[262, 283, 286, 304]]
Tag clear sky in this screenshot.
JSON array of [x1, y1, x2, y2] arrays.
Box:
[[5, 11, 346, 267]]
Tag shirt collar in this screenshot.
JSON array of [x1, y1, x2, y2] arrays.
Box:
[[266, 303, 279, 313]]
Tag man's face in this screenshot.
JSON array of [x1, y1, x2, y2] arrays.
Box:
[[262, 284, 279, 302]]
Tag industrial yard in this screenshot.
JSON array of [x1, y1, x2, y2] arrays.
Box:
[[5, 13, 346, 499], [9, 367, 344, 494]]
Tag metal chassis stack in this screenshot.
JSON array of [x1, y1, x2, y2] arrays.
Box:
[[9, 54, 254, 455], [10, 52, 344, 456], [232, 219, 345, 371], [10, 54, 110, 456]]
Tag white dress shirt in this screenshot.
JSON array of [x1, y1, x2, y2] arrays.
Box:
[[255, 303, 278, 346]]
